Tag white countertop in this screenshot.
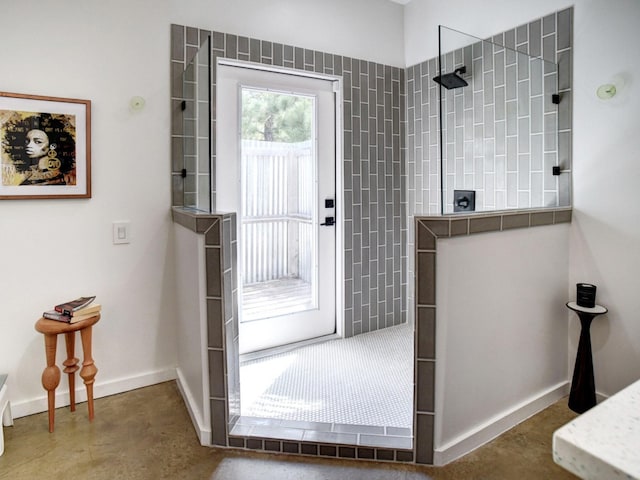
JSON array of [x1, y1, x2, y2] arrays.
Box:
[[553, 378, 640, 479]]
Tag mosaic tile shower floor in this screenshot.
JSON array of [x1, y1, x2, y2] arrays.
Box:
[[239, 323, 413, 448]]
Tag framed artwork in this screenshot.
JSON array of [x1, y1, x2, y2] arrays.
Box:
[[0, 91, 91, 199]]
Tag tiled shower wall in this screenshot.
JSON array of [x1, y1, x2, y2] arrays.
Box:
[[170, 25, 408, 338], [406, 7, 572, 217], [405, 7, 573, 320]]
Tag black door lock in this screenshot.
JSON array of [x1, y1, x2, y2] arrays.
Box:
[[320, 216, 335, 226]]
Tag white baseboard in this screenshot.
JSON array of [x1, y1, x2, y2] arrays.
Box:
[[433, 381, 570, 466], [11, 368, 177, 419], [176, 368, 211, 446]]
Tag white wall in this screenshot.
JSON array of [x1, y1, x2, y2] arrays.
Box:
[[169, 0, 405, 68], [406, 0, 640, 398], [434, 225, 570, 463], [0, 0, 177, 416], [404, 0, 574, 66], [568, 0, 640, 396], [174, 224, 210, 444]]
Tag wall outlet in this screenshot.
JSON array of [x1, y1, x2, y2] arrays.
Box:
[[113, 222, 131, 244]]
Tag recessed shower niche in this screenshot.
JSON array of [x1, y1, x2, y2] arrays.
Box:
[[407, 25, 571, 215]]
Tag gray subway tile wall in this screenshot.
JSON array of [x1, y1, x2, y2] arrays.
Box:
[[406, 7, 572, 220], [171, 26, 407, 341]]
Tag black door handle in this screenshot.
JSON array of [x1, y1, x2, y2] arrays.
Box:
[[320, 216, 335, 226]]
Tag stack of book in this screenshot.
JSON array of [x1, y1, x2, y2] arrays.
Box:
[[43, 296, 101, 324]]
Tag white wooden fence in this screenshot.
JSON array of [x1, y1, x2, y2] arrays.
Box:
[[241, 140, 314, 285]]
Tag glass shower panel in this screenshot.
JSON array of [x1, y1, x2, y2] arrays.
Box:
[[181, 36, 212, 212], [438, 26, 565, 214]]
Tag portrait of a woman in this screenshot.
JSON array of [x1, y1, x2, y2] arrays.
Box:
[[0, 112, 77, 186]]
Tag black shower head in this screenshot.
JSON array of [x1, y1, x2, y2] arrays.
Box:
[[433, 66, 469, 90]]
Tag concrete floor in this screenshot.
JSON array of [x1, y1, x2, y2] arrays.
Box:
[[0, 382, 578, 479]]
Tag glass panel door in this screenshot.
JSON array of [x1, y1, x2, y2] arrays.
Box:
[[216, 64, 337, 355], [240, 88, 317, 322]]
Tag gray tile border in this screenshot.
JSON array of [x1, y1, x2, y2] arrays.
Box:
[[332, 423, 385, 435], [417, 307, 436, 359], [208, 349, 225, 398], [469, 215, 502, 234], [300, 443, 318, 455], [554, 209, 572, 224], [531, 211, 554, 226], [450, 218, 469, 236], [279, 420, 332, 431], [357, 447, 375, 459], [211, 399, 227, 446], [205, 247, 222, 297], [246, 438, 263, 450], [397, 450, 415, 462], [416, 220, 437, 250], [416, 252, 436, 306], [283, 442, 300, 454], [251, 426, 305, 441], [302, 431, 358, 444], [339, 446, 357, 459], [360, 434, 413, 450], [387, 426, 412, 437], [376, 449, 395, 461], [228, 437, 245, 448], [502, 213, 530, 230], [416, 360, 435, 412], [415, 414, 434, 464], [264, 440, 281, 452]]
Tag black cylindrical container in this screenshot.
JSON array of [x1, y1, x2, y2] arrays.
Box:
[[576, 283, 597, 308]]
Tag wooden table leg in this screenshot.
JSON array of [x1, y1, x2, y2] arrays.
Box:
[[79, 326, 98, 421], [41, 333, 61, 433], [63, 332, 79, 412]]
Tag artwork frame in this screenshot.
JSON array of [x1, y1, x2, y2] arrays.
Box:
[[0, 91, 91, 199]]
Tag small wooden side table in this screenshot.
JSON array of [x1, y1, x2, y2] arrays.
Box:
[[34, 314, 100, 432], [566, 302, 607, 414]]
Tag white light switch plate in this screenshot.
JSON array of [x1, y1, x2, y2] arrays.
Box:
[[113, 222, 131, 244]]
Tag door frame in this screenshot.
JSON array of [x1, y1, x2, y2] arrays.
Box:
[[216, 58, 345, 345]]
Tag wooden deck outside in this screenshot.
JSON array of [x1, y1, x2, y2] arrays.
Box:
[[241, 277, 313, 322]]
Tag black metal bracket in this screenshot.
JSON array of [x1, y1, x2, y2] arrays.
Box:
[[181, 168, 187, 178], [552, 166, 561, 176], [552, 94, 560, 105], [181, 100, 187, 111]]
